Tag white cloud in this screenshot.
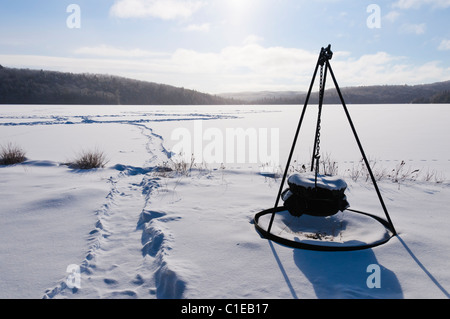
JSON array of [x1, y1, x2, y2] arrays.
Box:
[[74, 45, 169, 58], [333, 52, 448, 86], [438, 39, 450, 51], [393, 0, 450, 9], [110, 0, 205, 20], [399, 23, 426, 34], [183, 23, 210, 32], [165, 44, 319, 92], [242, 35, 264, 45], [1, 46, 449, 94], [384, 11, 400, 23]]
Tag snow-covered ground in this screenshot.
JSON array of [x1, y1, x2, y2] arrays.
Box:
[[0, 104, 449, 299]]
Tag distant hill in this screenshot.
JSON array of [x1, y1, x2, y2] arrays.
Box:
[[218, 91, 305, 102], [219, 81, 450, 104], [1, 65, 449, 105], [0, 65, 238, 105]]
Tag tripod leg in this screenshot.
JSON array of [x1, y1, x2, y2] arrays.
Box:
[[267, 58, 321, 234], [326, 60, 397, 235]]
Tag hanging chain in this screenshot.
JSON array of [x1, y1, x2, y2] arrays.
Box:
[[314, 64, 324, 182], [316, 64, 324, 157]]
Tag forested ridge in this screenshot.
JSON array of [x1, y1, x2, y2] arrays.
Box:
[[0, 65, 237, 105], [222, 81, 450, 104], [1, 65, 449, 105]]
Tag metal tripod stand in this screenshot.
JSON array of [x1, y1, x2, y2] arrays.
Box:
[[254, 45, 397, 251]]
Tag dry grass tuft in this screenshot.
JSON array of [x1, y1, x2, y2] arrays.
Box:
[[69, 149, 108, 170], [0, 143, 27, 165]]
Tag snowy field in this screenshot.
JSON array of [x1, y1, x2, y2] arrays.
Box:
[[0, 104, 449, 299]]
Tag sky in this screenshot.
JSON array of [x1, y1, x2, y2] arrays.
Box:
[[0, 0, 449, 94]]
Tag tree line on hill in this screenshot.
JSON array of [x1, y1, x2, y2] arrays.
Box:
[[0, 65, 237, 105], [239, 81, 450, 104], [1, 65, 449, 105]]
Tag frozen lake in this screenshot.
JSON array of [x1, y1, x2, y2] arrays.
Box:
[[1, 103, 449, 178], [1, 103, 449, 299]]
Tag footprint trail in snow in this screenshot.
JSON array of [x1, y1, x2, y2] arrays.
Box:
[[44, 124, 185, 299]]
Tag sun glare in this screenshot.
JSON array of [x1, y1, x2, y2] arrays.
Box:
[[227, 0, 255, 14], [223, 0, 261, 27]]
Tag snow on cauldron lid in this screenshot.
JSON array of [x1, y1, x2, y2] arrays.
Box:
[[287, 173, 347, 191]]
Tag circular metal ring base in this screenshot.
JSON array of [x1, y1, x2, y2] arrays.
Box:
[[254, 207, 396, 251]]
